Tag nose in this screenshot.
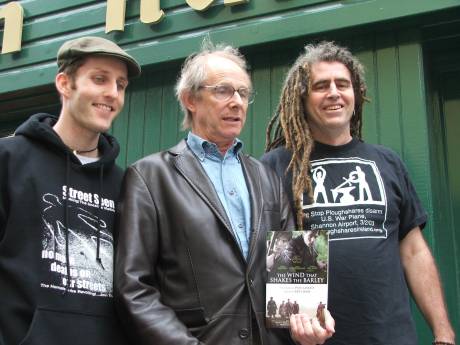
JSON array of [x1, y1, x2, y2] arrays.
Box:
[[229, 90, 245, 105], [104, 81, 119, 99], [327, 82, 339, 98]]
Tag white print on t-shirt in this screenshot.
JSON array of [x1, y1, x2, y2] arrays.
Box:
[[303, 158, 387, 241], [39, 187, 116, 297]]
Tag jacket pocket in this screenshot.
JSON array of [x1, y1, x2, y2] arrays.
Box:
[[174, 307, 208, 328], [19, 308, 127, 345]]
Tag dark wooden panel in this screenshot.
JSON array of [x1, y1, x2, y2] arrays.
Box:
[[1, 0, 459, 95]]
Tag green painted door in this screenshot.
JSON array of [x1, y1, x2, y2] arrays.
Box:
[[0, 85, 60, 137], [426, 48, 460, 338], [437, 67, 460, 333], [442, 71, 460, 249]]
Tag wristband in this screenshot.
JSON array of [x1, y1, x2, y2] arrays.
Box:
[[432, 341, 455, 345]]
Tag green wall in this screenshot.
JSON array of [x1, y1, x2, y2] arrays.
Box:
[[1, 0, 459, 94], [1, 0, 458, 342]]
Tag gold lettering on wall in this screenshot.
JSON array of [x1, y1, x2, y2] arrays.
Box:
[[0, 0, 255, 54], [106, 0, 125, 32], [140, 0, 164, 24], [186, 0, 214, 11], [106, 0, 165, 33], [187, 0, 248, 11], [224, 0, 249, 5], [0, 2, 24, 54]]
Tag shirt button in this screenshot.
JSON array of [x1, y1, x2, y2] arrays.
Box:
[[229, 190, 235, 196], [238, 224, 243, 228], [238, 328, 249, 339]]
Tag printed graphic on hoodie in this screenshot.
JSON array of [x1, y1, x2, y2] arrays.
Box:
[[302, 157, 387, 241], [40, 185, 116, 297]]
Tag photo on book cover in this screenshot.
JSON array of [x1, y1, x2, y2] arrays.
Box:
[[266, 230, 329, 328]]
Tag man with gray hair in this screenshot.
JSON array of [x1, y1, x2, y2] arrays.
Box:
[[115, 41, 335, 345]]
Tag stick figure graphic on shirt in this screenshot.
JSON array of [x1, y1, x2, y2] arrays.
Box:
[[312, 166, 328, 204], [349, 166, 373, 202], [331, 175, 356, 203], [331, 166, 372, 203]]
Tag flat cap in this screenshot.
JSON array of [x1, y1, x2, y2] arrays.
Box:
[[57, 36, 141, 78]]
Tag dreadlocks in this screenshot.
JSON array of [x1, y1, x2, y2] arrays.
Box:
[[265, 41, 368, 227]]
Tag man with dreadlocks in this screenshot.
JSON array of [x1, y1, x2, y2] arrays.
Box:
[[261, 41, 455, 345]]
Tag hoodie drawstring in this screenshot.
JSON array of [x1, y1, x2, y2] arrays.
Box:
[[63, 153, 71, 294], [96, 166, 104, 270]]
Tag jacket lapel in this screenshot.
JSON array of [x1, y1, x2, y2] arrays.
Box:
[[171, 140, 234, 233], [240, 153, 263, 260]]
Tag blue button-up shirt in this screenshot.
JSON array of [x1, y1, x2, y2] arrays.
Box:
[[187, 132, 252, 258]]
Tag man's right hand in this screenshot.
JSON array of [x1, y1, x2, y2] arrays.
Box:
[[289, 310, 335, 345]]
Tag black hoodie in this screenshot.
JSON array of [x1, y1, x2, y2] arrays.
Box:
[[0, 114, 127, 345]]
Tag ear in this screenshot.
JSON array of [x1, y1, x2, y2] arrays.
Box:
[[55, 72, 72, 99], [181, 90, 197, 114]]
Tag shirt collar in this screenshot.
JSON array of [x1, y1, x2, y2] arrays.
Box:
[[186, 132, 244, 161]]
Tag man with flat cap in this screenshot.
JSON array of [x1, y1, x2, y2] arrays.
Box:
[[0, 36, 140, 345]]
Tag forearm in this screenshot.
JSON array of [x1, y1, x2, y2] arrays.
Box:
[[115, 278, 201, 345], [115, 167, 202, 345], [400, 229, 455, 343], [115, 250, 203, 345]]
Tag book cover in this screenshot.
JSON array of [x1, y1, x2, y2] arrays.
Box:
[[266, 230, 329, 328]]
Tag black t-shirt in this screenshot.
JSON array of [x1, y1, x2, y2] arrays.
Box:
[[261, 138, 427, 345]]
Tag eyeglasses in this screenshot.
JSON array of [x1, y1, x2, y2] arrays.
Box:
[[198, 84, 255, 104]]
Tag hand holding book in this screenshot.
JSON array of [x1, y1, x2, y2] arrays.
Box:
[[289, 310, 335, 345]]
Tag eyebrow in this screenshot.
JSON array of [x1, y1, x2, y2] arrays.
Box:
[[311, 78, 351, 87]]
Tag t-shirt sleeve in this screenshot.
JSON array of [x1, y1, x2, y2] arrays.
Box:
[[260, 151, 278, 170], [396, 157, 428, 240], [260, 148, 293, 180], [260, 148, 296, 213]]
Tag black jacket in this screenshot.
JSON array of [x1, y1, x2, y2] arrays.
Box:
[[0, 113, 127, 345], [115, 140, 295, 345]]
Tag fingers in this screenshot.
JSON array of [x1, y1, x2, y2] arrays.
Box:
[[290, 313, 335, 345], [290, 314, 310, 341], [323, 309, 336, 333]]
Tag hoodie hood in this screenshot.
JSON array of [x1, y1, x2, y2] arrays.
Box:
[[15, 113, 120, 168], [0, 113, 126, 344]]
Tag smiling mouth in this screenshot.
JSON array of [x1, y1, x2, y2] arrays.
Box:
[[94, 103, 114, 112], [324, 105, 343, 111]]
